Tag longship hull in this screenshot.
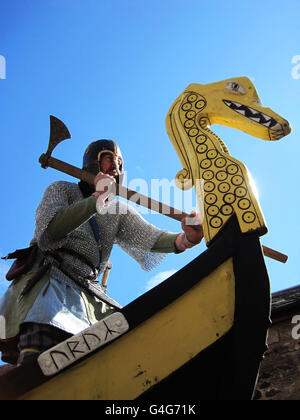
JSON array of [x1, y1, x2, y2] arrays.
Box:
[[2, 216, 270, 400]]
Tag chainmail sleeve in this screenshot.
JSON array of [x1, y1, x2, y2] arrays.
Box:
[[32, 181, 102, 277], [115, 201, 167, 271], [33, 181, 88, 251]]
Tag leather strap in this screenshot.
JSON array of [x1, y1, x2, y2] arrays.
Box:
[[78, 181, 102, 268]]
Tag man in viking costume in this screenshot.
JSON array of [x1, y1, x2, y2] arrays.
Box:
[[0, 140, 203, 366]]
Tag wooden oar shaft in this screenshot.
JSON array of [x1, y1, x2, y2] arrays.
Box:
[[262, 245, 288, 264], [40, 154, 288, 263]]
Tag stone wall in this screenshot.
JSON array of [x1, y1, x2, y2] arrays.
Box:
[[255, 314, 300, 400]]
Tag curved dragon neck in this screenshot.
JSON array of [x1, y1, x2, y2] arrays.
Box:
[[166, 97, 268, 246], [198, 114, 230, 154], [188, 114, 231, 183]]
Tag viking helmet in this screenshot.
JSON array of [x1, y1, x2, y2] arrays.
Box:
[[83, 139, 124, 184]]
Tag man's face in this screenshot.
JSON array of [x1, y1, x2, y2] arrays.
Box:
[[100, 153, 122, 178]]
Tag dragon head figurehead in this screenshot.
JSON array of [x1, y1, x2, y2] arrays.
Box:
[[186, 77, 291, 140], [166, 77, 291, 244]]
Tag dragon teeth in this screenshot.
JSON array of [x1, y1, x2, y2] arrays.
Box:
[[250, 117, 261, 123], [262, 113, 271, 121], [262, 120, 272, 128], [248, 108, 259, 115], [233, 102, 243, 107], [270, 122, 282, 131], [223, 100, 282, 131]]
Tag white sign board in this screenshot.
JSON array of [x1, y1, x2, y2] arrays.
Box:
[[38, 312, 129, 376]]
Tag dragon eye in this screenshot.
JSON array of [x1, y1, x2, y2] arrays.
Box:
[[226, 81, 246, 95]]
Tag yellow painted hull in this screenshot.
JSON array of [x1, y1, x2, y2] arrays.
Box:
[[21, 259, 235, 400]]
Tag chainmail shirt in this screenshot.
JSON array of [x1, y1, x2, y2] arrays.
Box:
[[33, 181, 167, 281], [0, 181, 176, 347]]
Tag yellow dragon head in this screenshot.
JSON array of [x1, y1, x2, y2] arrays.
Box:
[[186, 77, 291, 140]]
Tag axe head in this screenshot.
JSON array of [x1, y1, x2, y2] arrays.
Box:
[[39, 115, 71, 169], [47, 115, 71, 157]]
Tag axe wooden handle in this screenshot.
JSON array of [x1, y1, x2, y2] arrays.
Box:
[[39, 154, 95, 184], [39, 154, 288, 263], [39, 155, 188, 221]]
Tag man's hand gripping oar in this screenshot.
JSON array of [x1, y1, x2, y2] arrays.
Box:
[[39, 116, 288, 264]]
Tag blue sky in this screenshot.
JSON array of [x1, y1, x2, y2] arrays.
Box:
[[0, 0, 299, 310]]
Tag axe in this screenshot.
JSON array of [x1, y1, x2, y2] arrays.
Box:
[[39, 116, 288, 264]]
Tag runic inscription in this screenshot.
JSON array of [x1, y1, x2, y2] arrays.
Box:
[[38, 312, 129, 376]]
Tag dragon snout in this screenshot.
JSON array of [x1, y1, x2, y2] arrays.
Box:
[[282, 119, 291, 136], [269, 117, 291, 140], [223, 100, 291, 140]]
